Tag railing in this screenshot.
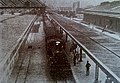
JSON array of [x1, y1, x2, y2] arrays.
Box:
[[0, 15, 37, 83], [49, 14, 120, 83]]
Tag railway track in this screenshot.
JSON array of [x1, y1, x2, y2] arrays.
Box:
[[49, 13, 120, 79], [44, 15, 76, 83], [48, 52, 76, 83], [49, 66, 76, 82], [50, 13, 120, 59], [18, 49, 76, 83], [8, 15, 76, 83]]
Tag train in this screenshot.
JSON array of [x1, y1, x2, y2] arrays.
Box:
[[44, 16, 67, 69], [43, 14, 65, 56], [43, 14, 72, 79]]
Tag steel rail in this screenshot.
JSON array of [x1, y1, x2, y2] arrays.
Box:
[[1, 0, 13, 7], [9, 0, 16, 7], [0, 1, 6, 6], [0, 6, 46, 9]]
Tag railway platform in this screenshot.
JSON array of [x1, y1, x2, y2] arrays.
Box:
[[66, 41, 106, 83]]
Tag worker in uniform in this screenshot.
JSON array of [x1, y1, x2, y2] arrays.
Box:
[[73, 53, 76, 66]]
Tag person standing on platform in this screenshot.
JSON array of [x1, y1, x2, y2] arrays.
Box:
[[105, 76, 112, 83], [86, 61, 91, 76], [76, 51, 79, 64]]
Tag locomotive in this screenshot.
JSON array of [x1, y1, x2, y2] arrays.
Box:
[[43, 14, 68, 66], [43, 14, 72, 79], [43, 14, 65, 56]]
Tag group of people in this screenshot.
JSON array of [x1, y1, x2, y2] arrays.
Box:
[[73, 51, 80, 66], [72, 51, 91, 76], [70, 43, 91, 76]]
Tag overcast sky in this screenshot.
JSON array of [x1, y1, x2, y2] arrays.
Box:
[[44, 0, 119, 8]]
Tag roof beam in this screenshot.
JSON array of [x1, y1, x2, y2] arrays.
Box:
[[0, 0, 9, 6], [18, 0, 24, 5], [28, 0, 36, 6], [36, 0, 43, 5], [9, 0, 16, 6], [0, 1, 6, 6], [0, 6, 46, 9]]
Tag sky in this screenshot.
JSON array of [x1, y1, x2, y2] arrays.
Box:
[[44, 0, 119, 8]]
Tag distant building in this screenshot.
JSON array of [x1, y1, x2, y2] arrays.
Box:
[[58, 7, 72, 12], [82, 2, 120, 33], [58, 7, 75, 17], [73, 1, 80, 13], [76, 8, 84, 14]]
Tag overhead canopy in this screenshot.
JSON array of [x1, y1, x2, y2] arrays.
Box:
[[0, 0, 46, 9]]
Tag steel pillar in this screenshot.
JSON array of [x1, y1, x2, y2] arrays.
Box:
[[60, 27, 62, 33], [79, 48, 82, 62], [94, 64, 99, 83], [66, 34, 68, 42]]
